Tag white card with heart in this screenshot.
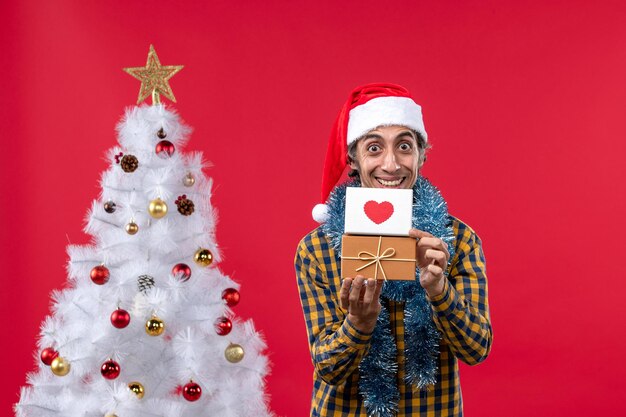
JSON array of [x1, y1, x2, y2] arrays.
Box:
[[344, 187, 413, 236]]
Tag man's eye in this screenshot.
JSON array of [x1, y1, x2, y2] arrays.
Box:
[[399, 143, 412, 151], [367, 145, 380, 152]]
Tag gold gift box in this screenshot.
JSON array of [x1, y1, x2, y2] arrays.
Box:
[[341, 235, 416, 281]]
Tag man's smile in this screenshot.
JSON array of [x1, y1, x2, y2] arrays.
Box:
[[375, 176, 405, 187]]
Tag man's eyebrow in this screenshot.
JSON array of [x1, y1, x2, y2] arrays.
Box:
[[362, 133, 383, 140], [396, 131, 416, 139]]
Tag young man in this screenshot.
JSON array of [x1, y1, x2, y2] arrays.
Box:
[[295, 83, 492, 417]]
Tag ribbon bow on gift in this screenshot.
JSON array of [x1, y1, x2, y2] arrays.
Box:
[[343, 236, 415, 281]]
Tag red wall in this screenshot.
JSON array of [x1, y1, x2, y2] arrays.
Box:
[[2, 1, 626, 416]]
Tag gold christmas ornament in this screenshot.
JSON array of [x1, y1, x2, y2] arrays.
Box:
[[50, 356, 71, 376], [128, 381, 145, 399], [194, 248, 213, 267], [123, 45, 184, 105], [224, 343, 244, 363], [148, 198, 168, 219], [105, 414, 118, 417], [145, 316, 165, 336], [125, 221, 139, 235], [183, 173, 195, 187]]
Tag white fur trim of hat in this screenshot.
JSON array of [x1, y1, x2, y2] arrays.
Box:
[[346, 96, 428, 145]]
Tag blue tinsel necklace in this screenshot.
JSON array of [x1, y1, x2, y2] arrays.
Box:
[[321, 176, 456, 417]]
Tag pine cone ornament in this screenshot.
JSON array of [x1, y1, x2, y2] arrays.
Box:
[[120, 154, 139, 173], [137, 275, 155, 294], [175, 195, 195, 216]]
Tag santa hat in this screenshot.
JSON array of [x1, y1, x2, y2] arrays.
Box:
[[312, 83, 428, 223]]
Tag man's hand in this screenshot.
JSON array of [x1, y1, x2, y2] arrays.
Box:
[[409, 229, 450, 298], [339, 275, 383, 334]]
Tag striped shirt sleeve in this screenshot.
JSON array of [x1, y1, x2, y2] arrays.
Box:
[[429, 218, 493, 365], [295, 230, 373, 385]]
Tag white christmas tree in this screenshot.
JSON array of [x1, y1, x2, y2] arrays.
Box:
[[15, 46, 273, 417]]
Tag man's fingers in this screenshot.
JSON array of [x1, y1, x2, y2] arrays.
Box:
[[441, 241, 450, 258], [373, 278, 384, 301], [339, 278, 352, 309], [348, 276, 365, 304], [358, 280, 367, 302], [361, 278, 378, 305], [425, 248, 448, 269], [409, 228, 433, 239], [418, 237, 450, 261], [427, 263, 443, 276], [418, 237, 445, 250]]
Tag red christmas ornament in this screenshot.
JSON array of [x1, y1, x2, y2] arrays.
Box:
[[214, 316, 232, 336], [221, 288, 240, 307], [155, 140, 175, 158], [90, 265, 110, 285], [101, 359, 121, 379], [40, 347, 59, 366], [110, 308, 131, 329], [171, 263, 191, 282], [182, 381, 202, 402]]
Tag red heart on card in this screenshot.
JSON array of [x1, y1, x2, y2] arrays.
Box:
[[364, 200, 394, 224]]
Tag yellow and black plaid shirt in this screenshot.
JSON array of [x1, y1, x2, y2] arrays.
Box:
[[295, 216, 492, 417]]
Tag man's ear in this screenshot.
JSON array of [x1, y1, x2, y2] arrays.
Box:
[[418, 151, 427, 169]]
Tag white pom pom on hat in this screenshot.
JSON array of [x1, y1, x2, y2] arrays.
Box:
[[312, 83, 427, 223], [312, 203, 329, 223]]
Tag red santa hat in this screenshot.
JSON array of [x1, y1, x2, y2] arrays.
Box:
[[312, 83, 428, 223]]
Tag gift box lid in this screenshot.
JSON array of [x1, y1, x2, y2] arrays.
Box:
[[341, 234, 416, 281]]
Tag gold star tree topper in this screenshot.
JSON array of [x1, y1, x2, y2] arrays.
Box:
[[124, 45, 184, 105]]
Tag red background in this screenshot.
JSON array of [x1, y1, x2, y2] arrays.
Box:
[[2, 1, 625, 416]]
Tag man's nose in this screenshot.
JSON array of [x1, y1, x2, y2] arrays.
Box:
[[382, 150, 400, 172]]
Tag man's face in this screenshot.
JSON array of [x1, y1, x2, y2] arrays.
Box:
[[349, 125, 420, 189]]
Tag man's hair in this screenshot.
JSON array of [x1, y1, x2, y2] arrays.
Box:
[[347, 129, 430, 179]]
